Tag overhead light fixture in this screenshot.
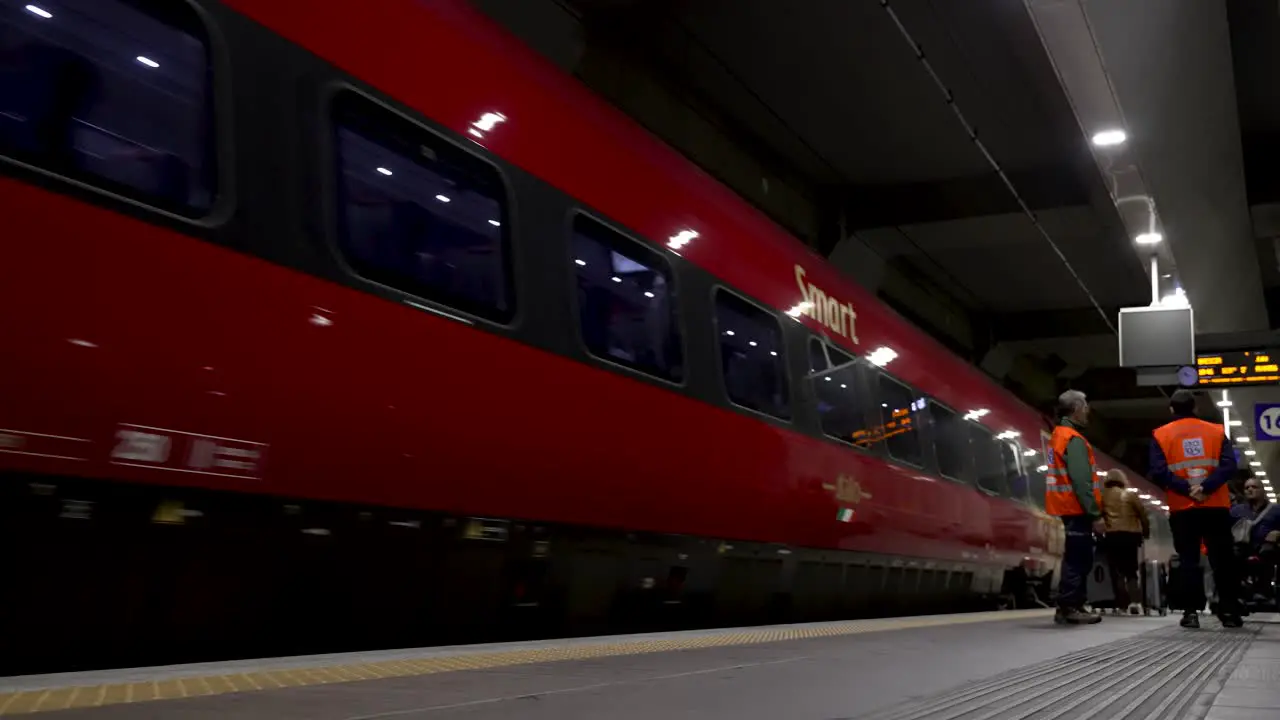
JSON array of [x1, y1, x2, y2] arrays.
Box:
[[1229, 420, 1243, 427], [488, 219, 501, 227], [376, 167, 392, 176], [1251, 461, 1262, 467], [1218, 400, 1233, 408], [1036, 465, 1049, 473], [996, 430, 1020, 440], [1135, 232, 1163, 245], [1091, 129, 1127, 147], [1238, 436, 1250, 443], [964, 408, 990, 421], [1160, 287, 1189, 307], [1023, 449, 1037, 457], [435, 195, 451, 203], [1245, 449, 1257, 456], [25, 5, 52, 19]]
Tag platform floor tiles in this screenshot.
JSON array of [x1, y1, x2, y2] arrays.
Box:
[[1, 609, 1277, 719]]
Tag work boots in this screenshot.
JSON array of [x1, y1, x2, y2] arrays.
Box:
[[1054, 607, 1102, 625]]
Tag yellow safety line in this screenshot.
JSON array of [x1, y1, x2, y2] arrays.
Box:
[[0, 609, 1051, 715]]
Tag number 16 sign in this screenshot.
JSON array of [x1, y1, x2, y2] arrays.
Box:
[[1254, 403, 1280, 441]]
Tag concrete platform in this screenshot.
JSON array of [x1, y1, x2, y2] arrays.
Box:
[[1, 610, 1276, 718]]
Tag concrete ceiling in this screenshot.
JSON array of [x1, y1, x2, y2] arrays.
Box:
[[474, 0, 1280, 488]]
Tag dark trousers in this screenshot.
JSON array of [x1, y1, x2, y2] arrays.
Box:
[[1058, 515, 1094, 609], [1170, 507, 1238, 614], [1105, 531, 1143, 607]]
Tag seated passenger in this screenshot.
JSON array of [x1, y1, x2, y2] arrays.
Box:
[[1231, 478, 1280, 603]]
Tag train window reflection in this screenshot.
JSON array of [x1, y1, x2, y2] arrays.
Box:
[[929, 402, 968, 481], [1001, 441, 1026, 501], [0, 0, 216, 215], [333, 92, 513, 322], [1028, 463, 1047, 510], [715, 290, 789, 420], [808, 338, 828, 373], [572, 215, 683, 382], [876, 374, 923, 465], [969, 424, 1006, 495], [811, 347, 863, 446]]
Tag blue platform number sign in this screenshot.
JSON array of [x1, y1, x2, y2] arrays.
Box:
[[1255, 403, 1280, 441]]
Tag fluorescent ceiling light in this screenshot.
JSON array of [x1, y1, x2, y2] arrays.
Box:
[[1092, 129, 1127, 147], [1136, 232, 1163, 245]]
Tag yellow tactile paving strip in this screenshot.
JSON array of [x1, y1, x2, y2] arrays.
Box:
[[0, 609, 1051, 715]]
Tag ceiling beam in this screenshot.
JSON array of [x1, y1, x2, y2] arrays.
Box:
[[990, 306, 1121, 343], [835, 166, 1090, 231]]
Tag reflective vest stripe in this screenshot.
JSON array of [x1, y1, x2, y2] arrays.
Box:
[[1168, 459, 1217, 471]]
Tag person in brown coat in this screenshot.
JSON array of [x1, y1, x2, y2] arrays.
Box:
[[1101, 470, 1151, 613]]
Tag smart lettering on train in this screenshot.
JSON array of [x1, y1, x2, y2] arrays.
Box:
[[794, 265, 859, 343]]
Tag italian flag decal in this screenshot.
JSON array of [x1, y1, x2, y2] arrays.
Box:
[[837, 507, 855, 523]]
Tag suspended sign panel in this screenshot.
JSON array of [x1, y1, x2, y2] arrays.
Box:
[[1118, 306, 1195, 369], [1196, 350, 1280, 387]]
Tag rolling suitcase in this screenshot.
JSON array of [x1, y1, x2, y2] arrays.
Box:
[[1140, 558, 1166, 616]]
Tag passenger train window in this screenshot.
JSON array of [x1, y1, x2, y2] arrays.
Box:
[[1001, 441, 1027, 501], [808, 338, 828, 373], [0, 0, 216, 215], [810, 341, 864, 446], [876, 375, 924, 466], [1028, 464, 1047, 510], [969, 424, 1006, 495], [929, 402, 968, 481], [571, 215, 683, 382], [714, 290, 789, 420], [333, 92, 513, 322]]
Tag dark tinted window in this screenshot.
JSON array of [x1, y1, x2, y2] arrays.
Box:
[[1028, 463, 1047, 510], [969, 424, 1006, 495], [929, 402, 968, 480], [1002, 441, 1026, 501], [333, 93, 512, 322], [572, 216, 682, 382], [808, 338, 828, 373], [715, 291, 788, 419], [0, 0, 215, 214], [877, 375, 924, 465], [811, 346, 865, 446]]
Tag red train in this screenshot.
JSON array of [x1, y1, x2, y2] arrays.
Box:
[[0, 0, 1170, 674]]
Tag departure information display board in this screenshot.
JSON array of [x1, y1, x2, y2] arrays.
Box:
[[1195, 350, 1280, 386]]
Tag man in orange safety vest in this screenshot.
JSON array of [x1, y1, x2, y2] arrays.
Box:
[[1046, 389, 1105, 625], [1149, 390, 1242, 629]]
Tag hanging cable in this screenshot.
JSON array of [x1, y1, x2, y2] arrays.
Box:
[[878, 0, 1117, 336]]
